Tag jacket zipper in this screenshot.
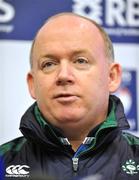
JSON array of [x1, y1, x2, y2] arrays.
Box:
[[72, 157, 79, 172]]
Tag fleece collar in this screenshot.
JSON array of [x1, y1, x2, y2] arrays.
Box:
[[33, 95, 129, 144], [20, 95, 129, 151]]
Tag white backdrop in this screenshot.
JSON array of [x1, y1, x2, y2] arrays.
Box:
[[0, 41, 34, 144]]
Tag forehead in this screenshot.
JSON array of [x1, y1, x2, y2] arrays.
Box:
[[36, 14, 104, 43], [31, 15, 105, 61]]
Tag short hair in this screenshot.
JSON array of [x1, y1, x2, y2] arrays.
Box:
[[30, 12, 114, 68]]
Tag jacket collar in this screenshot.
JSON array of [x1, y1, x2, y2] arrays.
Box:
[[19, 95, 129, 151]]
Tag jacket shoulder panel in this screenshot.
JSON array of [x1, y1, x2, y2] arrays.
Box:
[[122, 132, 139, 146], [0, 136, 26, 156]]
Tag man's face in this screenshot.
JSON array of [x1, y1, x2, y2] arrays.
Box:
[[28, 15, 118, 135]]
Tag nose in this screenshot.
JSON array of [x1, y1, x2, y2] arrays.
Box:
[[56, 60, 74, 86]]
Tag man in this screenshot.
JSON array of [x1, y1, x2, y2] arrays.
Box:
[[0, 12, 139, 180]]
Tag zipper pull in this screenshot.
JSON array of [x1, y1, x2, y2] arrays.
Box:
[[72, 158, 79, 172]]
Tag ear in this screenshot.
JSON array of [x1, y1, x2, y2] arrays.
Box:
[[27, 72, 36, 100], [109, 63, 122, 93]]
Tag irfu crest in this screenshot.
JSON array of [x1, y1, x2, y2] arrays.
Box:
[[122, 159, 139, 175]]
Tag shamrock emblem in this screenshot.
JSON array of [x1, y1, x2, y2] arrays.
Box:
[[122, 159, 139, 175]]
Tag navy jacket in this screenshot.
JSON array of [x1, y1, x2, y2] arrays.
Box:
[[0, 95, 139, 180]]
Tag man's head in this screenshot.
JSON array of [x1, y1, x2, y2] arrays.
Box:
[[27, 12, 122, 139]]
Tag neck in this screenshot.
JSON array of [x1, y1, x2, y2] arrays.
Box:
[[63, 131, 89, 151], [69, 139, 84, 151], [61, 120, 104, 151]]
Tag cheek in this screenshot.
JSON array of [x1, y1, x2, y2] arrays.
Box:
[[84, 70, 109, 94], [33, 76, 51, 99]]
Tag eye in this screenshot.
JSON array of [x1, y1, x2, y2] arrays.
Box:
[[43, 61, 54, 67], [40, 59, 58, 73], [75, 57, 88, 64], [73, 57, 90, 70]]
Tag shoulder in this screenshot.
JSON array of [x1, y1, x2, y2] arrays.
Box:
[[0, 136, 27, 156], [122, 132, 139, 146]]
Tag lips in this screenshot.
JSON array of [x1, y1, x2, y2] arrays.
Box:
[[54, 93, 74, 98], [53, 93, 79, 103]]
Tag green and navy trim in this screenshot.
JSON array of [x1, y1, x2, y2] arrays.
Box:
[[34, 97, 117, 155], [0, 137, 26, 156]]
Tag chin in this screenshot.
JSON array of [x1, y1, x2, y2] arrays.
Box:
[[55, 113, 84, 124]]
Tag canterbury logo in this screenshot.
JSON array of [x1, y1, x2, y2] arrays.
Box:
[[6, 165, 30, 175]]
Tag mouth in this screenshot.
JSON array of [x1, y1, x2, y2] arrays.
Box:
[[53, 93, 79, 103]]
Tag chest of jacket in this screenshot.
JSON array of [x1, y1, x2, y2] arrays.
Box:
[[3, 135, 139, 180]]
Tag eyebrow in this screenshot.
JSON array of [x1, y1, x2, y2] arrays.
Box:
[[71, 50, 89, 55], [39, 49, 90, 59]]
